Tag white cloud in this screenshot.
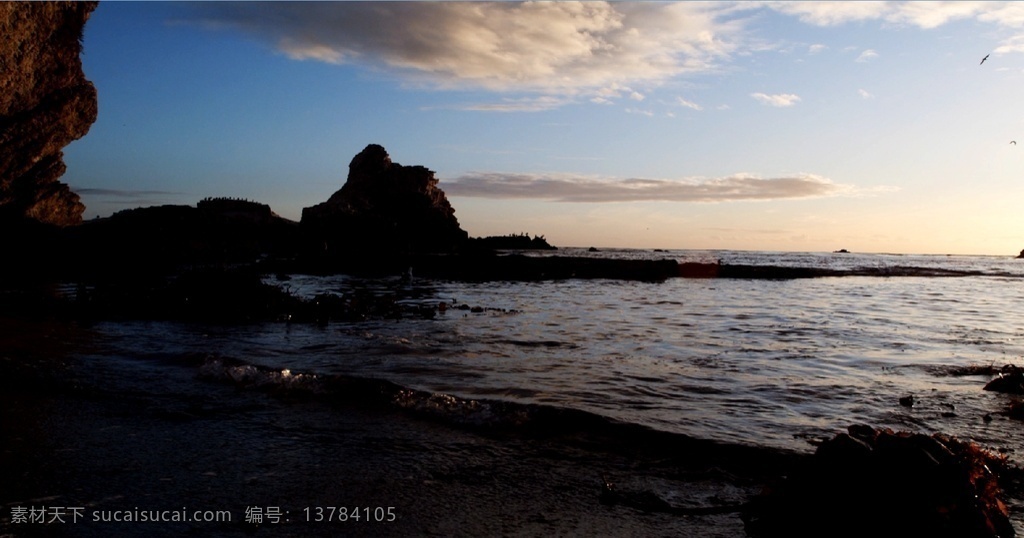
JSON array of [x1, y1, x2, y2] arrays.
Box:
[[767, 2, 987, 29], [625, 108, 655, 117], [443, 172, 853, 203], [677, 96, 704, 110], [994, 34, 1024, 54], [808, 43, 827, 54], [193, 2, 741, 96], [751, 92, 801, 107], [856, 49, 879, 62], [448, 96, 572, 113], [978, 4, 1024, 28], [767, 2, 890, 26], [886, 2, 986, 29], [858, 88, 874, 99]]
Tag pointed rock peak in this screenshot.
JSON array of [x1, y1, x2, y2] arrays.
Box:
[[349, 144, 392, 180]]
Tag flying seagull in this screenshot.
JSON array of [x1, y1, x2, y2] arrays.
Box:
[[1012, 141, 1017, 145], [981, 54, 990, 65]]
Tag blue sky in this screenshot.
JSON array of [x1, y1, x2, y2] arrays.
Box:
[[64, 2, 1024, 254]]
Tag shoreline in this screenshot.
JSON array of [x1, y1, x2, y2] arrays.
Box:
[[2, 316, 1022, 536], [0, 324, 774, 537]]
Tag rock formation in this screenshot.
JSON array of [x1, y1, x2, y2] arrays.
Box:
[[743, 425, 1015, 538], [71, 198, 300, 274], [301, 144, 468, 261], [0, 1, 97, 226]]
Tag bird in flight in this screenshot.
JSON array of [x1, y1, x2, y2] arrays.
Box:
[[981, 54, 990, 65], [1012, 141, 1017, 145]]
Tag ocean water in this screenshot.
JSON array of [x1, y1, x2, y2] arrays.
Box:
[[257, 249, 1024, 450], [5, 249, 1024, 536]]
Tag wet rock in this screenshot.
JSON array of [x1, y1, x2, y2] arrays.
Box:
[[899, 395, 915, 407], [1008, 402, 1024, 421], [743, 425, 1015, 538], [984, 368, 1024, 394]]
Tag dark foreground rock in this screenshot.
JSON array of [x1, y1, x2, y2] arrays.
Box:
[[0, 1, 97, 226], [743, 425, 1016, 538], [985, 367, 1024, 395]]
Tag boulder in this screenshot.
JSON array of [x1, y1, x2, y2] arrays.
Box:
[[300, 144, 468, 263], [743, 425, 1015, 538], [0, 1, 97, 226], [984, 368, 1024, 395]]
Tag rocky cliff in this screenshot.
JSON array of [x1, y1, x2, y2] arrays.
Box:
[[0, 1, 98, 226], [301, 144, 468, 260]]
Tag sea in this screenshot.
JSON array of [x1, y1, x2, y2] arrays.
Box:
[[4, 249, 1024, 537]]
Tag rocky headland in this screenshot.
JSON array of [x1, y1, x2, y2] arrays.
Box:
[[0, 1, 97, 227]]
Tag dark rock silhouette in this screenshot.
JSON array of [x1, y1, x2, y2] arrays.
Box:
[[0, 1, 97, 226], [467, 233, 556, 251], [412, 254, 679, 282], [743, 425, 1015, 538], [1016, 249, 1024, 259], [983, 367, 1024, 394], [301, 144, 468, 266], [70, 198, 300, 277]]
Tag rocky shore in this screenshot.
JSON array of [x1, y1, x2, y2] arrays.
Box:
[[2, 5, 1023, 537]]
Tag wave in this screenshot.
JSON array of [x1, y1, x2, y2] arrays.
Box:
[[194, 355, 800, 474]]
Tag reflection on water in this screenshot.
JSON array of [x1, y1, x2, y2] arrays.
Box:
[[95, 250, 1024, 455]]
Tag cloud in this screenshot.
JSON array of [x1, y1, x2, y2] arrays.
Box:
[[855, 49, 879, 62], [994, 34, 1024, 54], [431, 96, 571, 112], [192, 2, 741, 96], [751, 92, 801, 107], [188, 1, 1024, 113], [443, 172, 852, 203], [858, 88, 874, 99], [676, 96, 704, 110], [766, 2, 983, 29]]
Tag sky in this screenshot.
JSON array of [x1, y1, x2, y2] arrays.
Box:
[[62, 1, 1024, 255]]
